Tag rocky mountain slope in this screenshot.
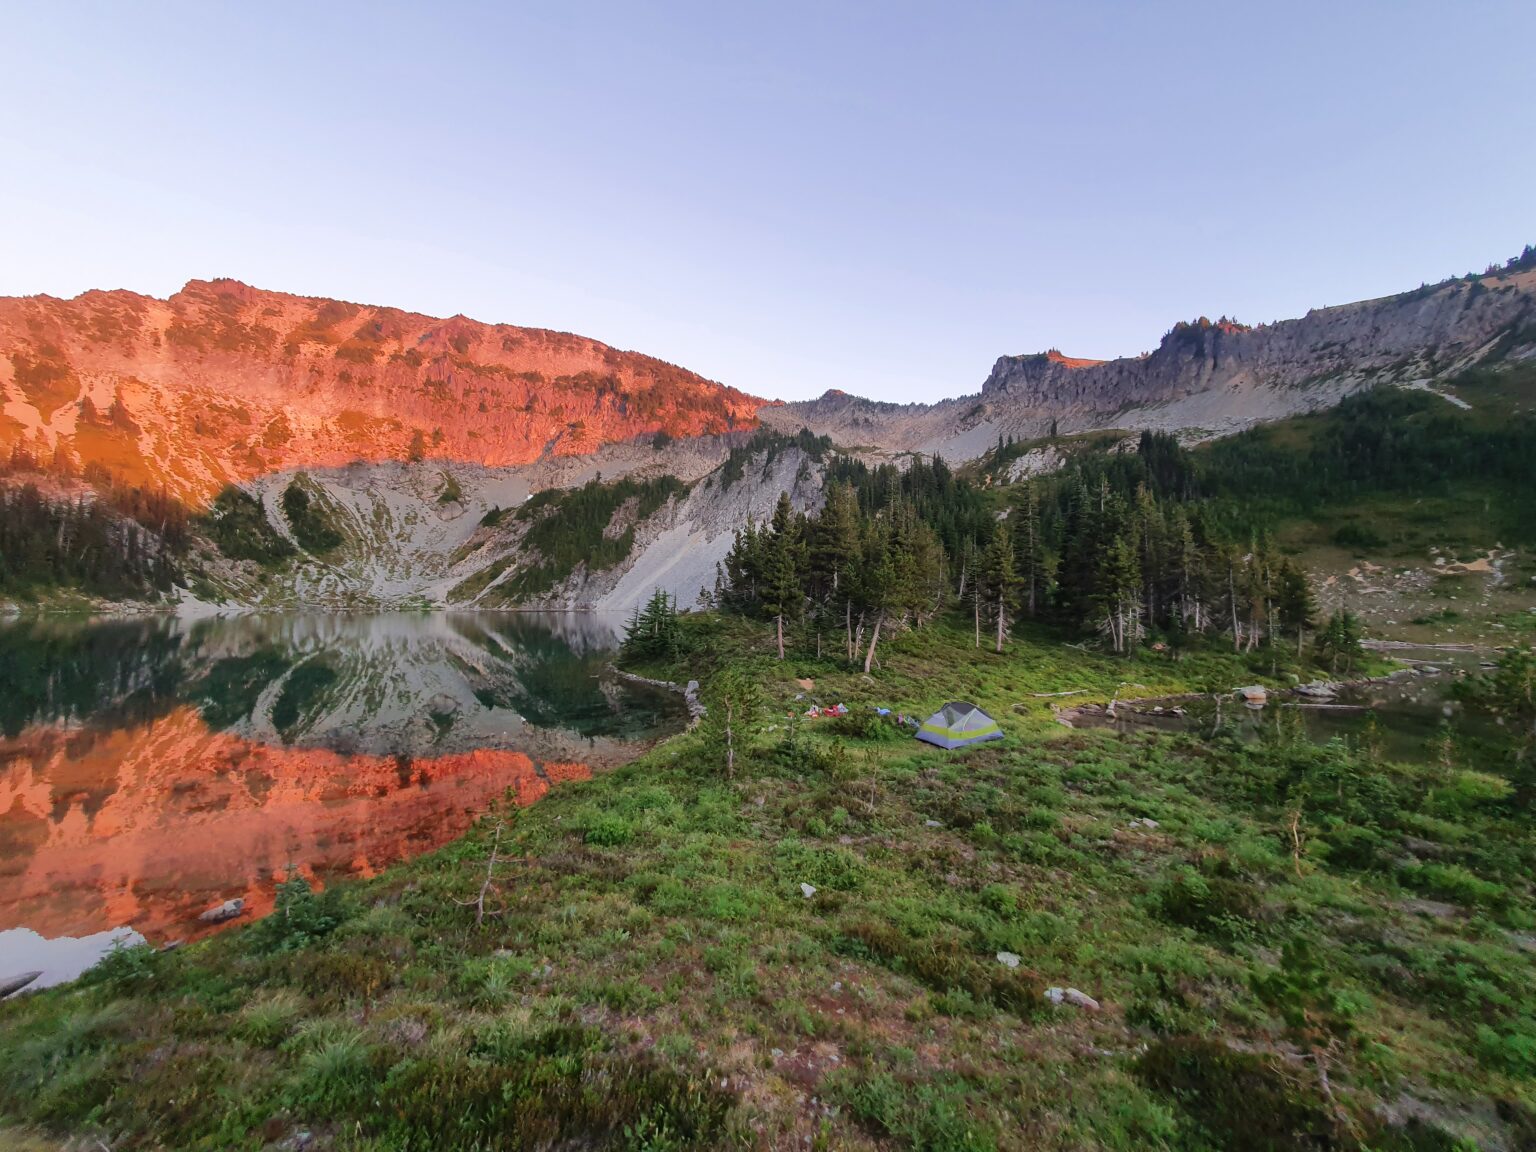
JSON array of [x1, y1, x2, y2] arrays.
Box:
[[187, 437, 824, 616], [762, 260, 1536, 457], [0, 278, 764, 502], [5, 253, 1535, 614]]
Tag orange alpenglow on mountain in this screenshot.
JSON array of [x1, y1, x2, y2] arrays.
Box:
[[0, 279, 767, 503]]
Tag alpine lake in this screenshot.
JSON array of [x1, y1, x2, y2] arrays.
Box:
[[0, 612, 685, 990]]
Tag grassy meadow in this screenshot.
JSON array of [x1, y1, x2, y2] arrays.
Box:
[[2, 613, 1533, 1151]]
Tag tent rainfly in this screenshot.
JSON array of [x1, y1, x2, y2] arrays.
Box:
[[915, 701, 1003, 749]]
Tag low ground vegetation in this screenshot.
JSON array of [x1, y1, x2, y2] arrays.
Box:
[[3, 613, 1532, 1150]]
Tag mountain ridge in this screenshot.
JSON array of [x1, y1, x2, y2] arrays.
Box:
[[763, 257, 1536, 457], [0, 277, 766, 502]]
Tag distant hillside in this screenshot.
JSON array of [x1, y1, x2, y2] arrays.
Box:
[[763, 251, 1536, 457], [0, 279, 766, 502]]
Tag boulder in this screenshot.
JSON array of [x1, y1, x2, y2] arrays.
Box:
[[198, 897, 246, 923], [0, 971, 42, 999], [1046, 985, 1101, 1011], [1294, 682, 1339, 700]]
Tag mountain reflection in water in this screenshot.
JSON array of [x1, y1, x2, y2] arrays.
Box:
[[0, 612, 680, 981]]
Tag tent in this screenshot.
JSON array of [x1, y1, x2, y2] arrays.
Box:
[[915, 701, 1003, 749]]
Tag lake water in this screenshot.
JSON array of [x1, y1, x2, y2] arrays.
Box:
[[1068, 647, 1500, 764], [0, 612, 682, 990]]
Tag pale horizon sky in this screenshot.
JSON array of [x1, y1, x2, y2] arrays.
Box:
[[1, 2, 1532, 403]]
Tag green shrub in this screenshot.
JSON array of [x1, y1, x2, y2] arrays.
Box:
[[585, 815, 634, 847], [1477, 1019, 1536, 1076], [1150, 865, 1261, 937], [1399, 862, 1507, 909], [248, 872, 348, 954], [827, 709, 905, 741], [774, 838, 865, 892], [288, 1034, 375, 1112], [78, 940, 159, 991], [835, 919, 1043, 1015], [236, 991, 307, 1047], [833, 1068, 1000, 1151]]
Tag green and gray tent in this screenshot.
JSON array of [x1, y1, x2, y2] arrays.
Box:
[[915, 701, 1003, 749]]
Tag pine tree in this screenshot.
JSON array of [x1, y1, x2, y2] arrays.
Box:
[[809, 482, 861, 657], [699, 668, 762, 779], [621, 588, 681, 663], [762, 491, 806, 660], [722, 519, 765, 614], [856, 520, 897, 674], [981, 521, 1020, 653], [1055, 476, 1100, 631], [1316, 610, 1363, 675], [1274, 561, 1318, 657], [1096, 531, 1143, 654], [1167, 506, 1203, 632], [1015, 485, 1047, 618]]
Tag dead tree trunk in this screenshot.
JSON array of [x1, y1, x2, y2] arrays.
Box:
[[863, 610, 885, 675], [457, 821, 505, 927]]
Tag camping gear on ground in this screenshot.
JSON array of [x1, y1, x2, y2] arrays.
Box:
[[801, 703, 850, 719], [915, 701, 1004, 749]]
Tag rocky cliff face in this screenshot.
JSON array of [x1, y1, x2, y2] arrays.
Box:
[[982, 272, 1534, 407], [764, 265, 1536, 457], [0, 279, 766, 502]]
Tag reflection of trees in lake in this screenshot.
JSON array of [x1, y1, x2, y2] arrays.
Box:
[[187, 647, 291, 730], [0, 612, 681, 755], [0, 618, 186, 738]]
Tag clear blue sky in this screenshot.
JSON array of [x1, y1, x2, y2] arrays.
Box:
[[2, 2, 1531, 403]]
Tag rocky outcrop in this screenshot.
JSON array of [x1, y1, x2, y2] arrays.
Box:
[[982, 271, 1533, 409], [764, 265, 1536, 457]]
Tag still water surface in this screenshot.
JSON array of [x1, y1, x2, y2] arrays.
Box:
[[1070, 648, 1495, 763], [0, 612, 681, 988]]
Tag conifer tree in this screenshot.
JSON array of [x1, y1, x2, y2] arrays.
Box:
[[762, 492, 806, 660], [856, 520, 897, 674], [981, 521, 1020, 653], [1316, 609, 1363, 675], [1015, 485, 1047, 618], [621, 588, 682, 663], [809, 482, 861, 657], [1096, 531, 1143, 654], [699, 667, 762, 779], [1274, 561, 1318, 657]]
